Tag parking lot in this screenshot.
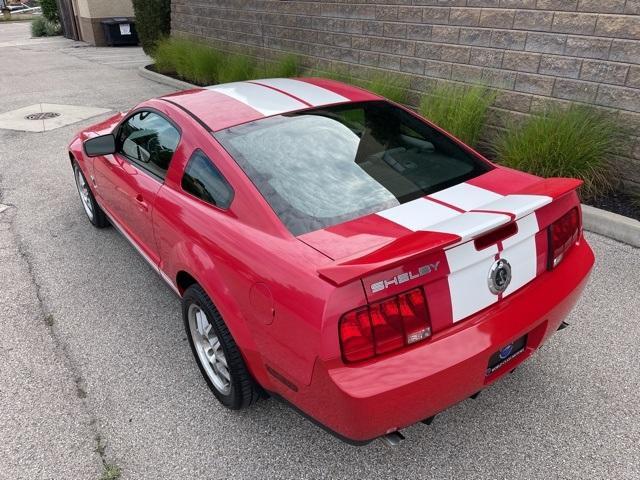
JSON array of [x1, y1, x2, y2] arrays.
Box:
[[1, 22, 639, 479]]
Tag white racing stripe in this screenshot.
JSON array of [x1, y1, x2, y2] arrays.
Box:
[[429, 183, 502, 211], [377, 197, 459, 231], [428, 211, 510, 243], [252, 78, 349, 106], [368, 181, 550, 324], [500, 212, 540, 297], [445, 241, 499, 322], [446, 213, 542, 322], [472, 194, 552, 219], [207, 82, 307, 116]]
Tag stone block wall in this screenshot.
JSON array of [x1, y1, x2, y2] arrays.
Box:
[[171, 1, 640, 192]]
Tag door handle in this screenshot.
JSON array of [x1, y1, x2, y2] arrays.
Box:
[[135, 194, 149, 212]]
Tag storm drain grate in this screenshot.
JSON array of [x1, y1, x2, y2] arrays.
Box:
[[25, 112, 61, 121]]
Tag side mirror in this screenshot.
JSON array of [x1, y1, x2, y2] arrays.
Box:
[[83, 134, 116, 157]]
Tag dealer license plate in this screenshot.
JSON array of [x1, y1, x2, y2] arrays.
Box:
[[486, 335, 527, 375]]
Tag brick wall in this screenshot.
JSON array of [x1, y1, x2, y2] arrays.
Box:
[[171, 1, 640, 192]]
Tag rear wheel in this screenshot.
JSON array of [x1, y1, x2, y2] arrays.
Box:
[[73, 160, 108, 228], [182, 284, 261, 409]]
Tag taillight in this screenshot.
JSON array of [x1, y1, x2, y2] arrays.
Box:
[[548, 208, 580, 269], [339, 288, 431, 363]]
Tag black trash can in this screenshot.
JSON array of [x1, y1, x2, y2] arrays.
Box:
[[101, 18, 139, 46]]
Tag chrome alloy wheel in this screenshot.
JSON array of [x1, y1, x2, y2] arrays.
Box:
[[74, 166, 94, 221], [188, 304, 231, 395]]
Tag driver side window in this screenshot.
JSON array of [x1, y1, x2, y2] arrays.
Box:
[[116, 111, 180, 180]]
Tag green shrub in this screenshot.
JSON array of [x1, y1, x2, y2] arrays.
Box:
[[308, 67, 354, 84], [419, 83, 496, 147], [260, 54, 300, 78], [31, 16, 60, 37], [153, 38, 220, 84], [217, 54, 256, 84], [366, 72, 409, 104], [152, 37, 300, 86], [309, 68, 409, 103], [492, 105, 625, 200], [39, 0, 59, 23], [44, 19, 61, 36], [31, 16, 47, 36], [188, 43, 223, 85], [132, 0, 171, 54]]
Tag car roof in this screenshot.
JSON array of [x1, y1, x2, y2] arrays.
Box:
[[160, 77, 380, 132]]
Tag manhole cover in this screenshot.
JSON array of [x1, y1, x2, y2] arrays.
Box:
[[25, 112, 61, 121]]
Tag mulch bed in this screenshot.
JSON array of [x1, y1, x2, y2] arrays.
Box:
[[586, 190, 640, 222]]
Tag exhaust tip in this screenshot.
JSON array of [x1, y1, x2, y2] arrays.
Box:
[[557, 321, 570, 331], [421, 415, 435, 426], [380, 430, 405, 447]]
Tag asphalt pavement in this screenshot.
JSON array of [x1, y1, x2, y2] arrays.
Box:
[[0, 21, 639, 480]]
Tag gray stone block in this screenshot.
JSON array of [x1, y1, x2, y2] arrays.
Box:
[[431, 26, 461, 43], [596, 84, 640, 112], [515, 72, 556, 95], [459, 28, 493, 46], [553, 78, 599, 102], [513, 10, 554, 32], [565, 36, 612, 59], [538, 56, 582, 78], [422, 7, 450, 25], [552, 13, 598, 35], [627, 66, 640, 88], [577, 0, 626, 13], [469, 47, 504, 68], [479, 9, 515, 29], [595, 15, 640, 40], [491, 29, 527, 49], [525, 32, 567, 54], [536, 0, 578, 10], [608, 39, 640, 63], [580, 59, 629, 85], [502, 51, 542, 72], [449, 8, 481, 27]]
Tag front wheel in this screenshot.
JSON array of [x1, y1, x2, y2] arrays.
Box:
[[73, 160, 108, 228], [182, 284, 261, 409]]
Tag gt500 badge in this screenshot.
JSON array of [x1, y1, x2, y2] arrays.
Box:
[[370, 262, 440, 293]]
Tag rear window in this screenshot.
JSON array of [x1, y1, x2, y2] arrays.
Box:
[[215, 101, 491, 235]]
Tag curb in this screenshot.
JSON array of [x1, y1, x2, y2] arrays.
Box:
[[138, 65, 196, 91], [582, 204, 640, 248], [138, 65, 639, 249]]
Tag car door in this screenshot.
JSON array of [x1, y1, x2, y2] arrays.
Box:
[[93, 110, 180, 265]]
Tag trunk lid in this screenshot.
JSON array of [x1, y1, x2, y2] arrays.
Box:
[[299, 169, 582, 329]]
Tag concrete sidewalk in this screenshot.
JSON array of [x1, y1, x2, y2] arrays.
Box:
[[1, 21, 639, 480]]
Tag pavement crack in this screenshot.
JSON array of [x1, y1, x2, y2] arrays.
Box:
[[0, 183, 118, 478]]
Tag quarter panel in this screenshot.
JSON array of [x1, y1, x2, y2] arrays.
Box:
[[153, 184, 333, 388]]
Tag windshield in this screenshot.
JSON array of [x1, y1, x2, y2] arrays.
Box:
[[215, 101, 491, 235]]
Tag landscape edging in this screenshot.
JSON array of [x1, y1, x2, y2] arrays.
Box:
[[138, 65, 196, 90], [581, 205, 640, 248]]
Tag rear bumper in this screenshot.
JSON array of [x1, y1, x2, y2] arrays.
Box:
[[291, 237, 594, 443]]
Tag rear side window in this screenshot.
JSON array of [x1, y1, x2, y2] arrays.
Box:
[[215, 100, 491, 235], [116, 110, 180, 180], [181, 150, 233, 209]]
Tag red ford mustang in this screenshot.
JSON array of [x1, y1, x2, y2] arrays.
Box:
[[69, 78, 594, 444]]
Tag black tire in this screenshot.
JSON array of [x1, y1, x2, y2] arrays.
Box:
[[72, 160, 108, 228], [182, 284, 261, 409]]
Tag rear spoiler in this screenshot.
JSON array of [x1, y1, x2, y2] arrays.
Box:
[[317, 177, 582, 286], [318, 231, 460, 286], [516, 177, 582, 198]]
